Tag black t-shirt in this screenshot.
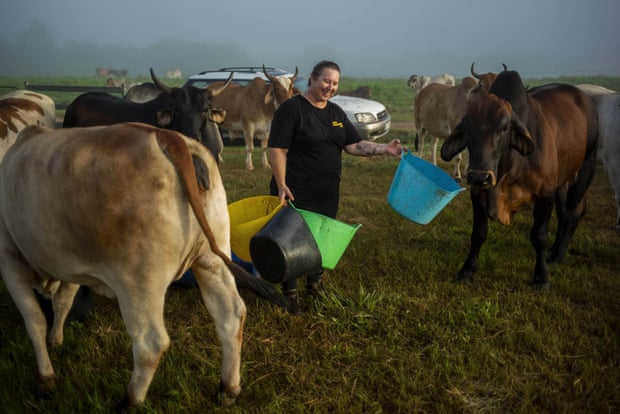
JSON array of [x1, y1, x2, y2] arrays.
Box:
[[269, 95, 361, 217]]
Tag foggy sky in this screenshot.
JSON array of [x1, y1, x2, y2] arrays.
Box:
[[1, 0, 618, 79]]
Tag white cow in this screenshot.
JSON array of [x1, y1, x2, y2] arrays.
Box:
[[166, 68, 183, 79], [407, 73, 456, 92], [0, 90, 56, 156], [578, 84, 620, 230], [0, 123, 284, 409]]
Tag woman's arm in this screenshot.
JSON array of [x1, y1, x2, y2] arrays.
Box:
[[269, 147, 294, 204], [344, 138, 403, 157]]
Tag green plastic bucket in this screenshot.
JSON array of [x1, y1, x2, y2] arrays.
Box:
[[387, 152, 465, 224], [291, 204, 361, 270]]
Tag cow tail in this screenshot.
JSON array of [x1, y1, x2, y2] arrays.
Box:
[[155, 130, 287, 308]]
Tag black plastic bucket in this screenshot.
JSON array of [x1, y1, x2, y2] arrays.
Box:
[[250, 205, 322, 283]]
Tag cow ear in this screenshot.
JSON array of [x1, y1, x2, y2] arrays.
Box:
[[510, 115, 534, 155], [207, 108, 226, 124], [157, 109, 174, 127], [264, 90, 273, 105], [441, 121, 467, 161]]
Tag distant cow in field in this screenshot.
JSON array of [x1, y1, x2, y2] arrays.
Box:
[[441, 69, 599, 286], [339, 86, 371, 99], [0, 90, 56, 157], [0, 122, 286, 409], [407, 73, 455, 92], [413, 77, 479, 179], [95, 67, 109, 77], [166, 69, 183, 79], [208, 65, 298, 170], [577, 83, 620, 230], [105, 78, 125, 88]]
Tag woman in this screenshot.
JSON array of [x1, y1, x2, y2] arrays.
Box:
[[269, 60, 402, 313]]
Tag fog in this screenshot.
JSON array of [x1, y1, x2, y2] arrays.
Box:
[[1, 0, 618, 79]]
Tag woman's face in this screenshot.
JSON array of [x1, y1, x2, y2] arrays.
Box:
[[309, 68, 340, 102]]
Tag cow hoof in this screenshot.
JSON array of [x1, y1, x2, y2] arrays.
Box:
[[217, 382, 240, 406], [531, 279, 550, 289], [114, 394, 143, 413], [546, 253, 565, 264], [36, 374, 56, 398], [455, 272, 474, 283]]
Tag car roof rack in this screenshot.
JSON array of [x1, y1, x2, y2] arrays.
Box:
[[217, 66, 284, 73]]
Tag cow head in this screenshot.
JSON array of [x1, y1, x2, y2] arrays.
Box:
[[262, 65, 298, 107], [470, 62, 507, 92], [150, 68, 232, 160], [407, 75, 418, 88], [441, 93, 534, 189]]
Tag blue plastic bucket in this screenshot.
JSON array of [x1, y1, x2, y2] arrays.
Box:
[[387, 152, 465, 224]]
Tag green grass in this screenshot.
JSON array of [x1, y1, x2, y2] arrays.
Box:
[[0, 77, 619, 413]]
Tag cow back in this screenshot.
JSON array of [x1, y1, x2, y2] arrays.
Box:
[[0, 123, 225, 286], [527, 84, 598, 185]]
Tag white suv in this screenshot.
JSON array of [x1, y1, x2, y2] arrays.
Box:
[[183, 66, 391, 140]]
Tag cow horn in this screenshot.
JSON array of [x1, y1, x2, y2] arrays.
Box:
[[290, 66, 299, 82], [262, 65, 274, 82], [209, 72, 234, 97], [470, 62, 481, 80], [502, 63, 508, 71], [150, 68, 172, 94]]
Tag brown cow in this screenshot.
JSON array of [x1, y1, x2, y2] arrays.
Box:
[[469, 62, 503, 92], [208, 65, 298, 170], [441, 69, 599, 286], [338, 86, 371, 99]]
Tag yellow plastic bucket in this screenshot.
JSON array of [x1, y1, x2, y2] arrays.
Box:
[[228, 196, 283, 262]]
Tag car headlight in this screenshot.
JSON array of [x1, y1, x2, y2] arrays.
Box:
[[354, 112, 377, 124]]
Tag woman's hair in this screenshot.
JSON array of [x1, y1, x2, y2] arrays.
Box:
[[308, 60, 340, 87]]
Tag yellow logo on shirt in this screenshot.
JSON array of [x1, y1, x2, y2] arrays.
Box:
[[331, 121, 343, 128]]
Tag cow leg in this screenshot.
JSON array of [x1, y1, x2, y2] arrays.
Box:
[[530, 199, 554, 286], [432, 137, 439, 165], [1, 264, 56, 396], [453, 152, 463, 181], [260, 136, 271, 169], [244, 130, 255, 171], [603, 159, 620, 231], [116, 290, 170, 408], [192, 258, 246, 406], [48, 282, 81, 347], [415, 129, 426, 158], [457, 190, 488, 282], [549, 153, 597, 262]]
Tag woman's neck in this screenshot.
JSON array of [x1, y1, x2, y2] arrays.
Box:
[[302, 92, 328, 109]]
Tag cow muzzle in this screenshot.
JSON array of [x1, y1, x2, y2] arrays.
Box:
[[467, 169, 496, 188]]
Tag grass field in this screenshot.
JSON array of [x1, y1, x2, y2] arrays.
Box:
[[0, 75, 618, 413]]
